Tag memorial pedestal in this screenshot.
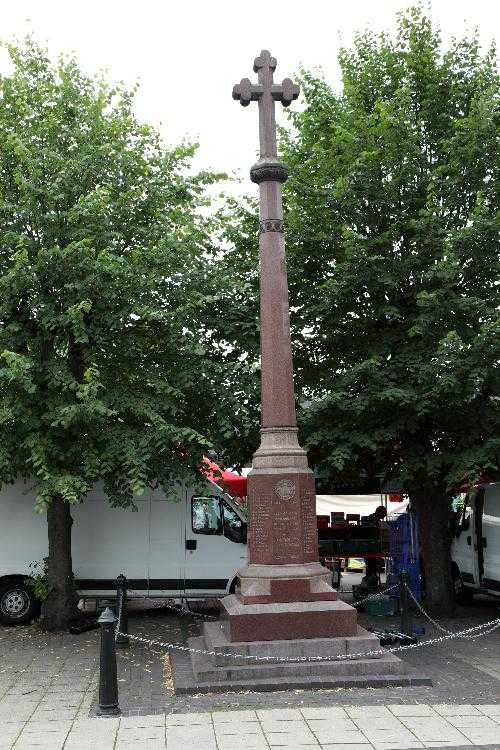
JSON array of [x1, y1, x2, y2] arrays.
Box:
[[173, 620, 431, 694]]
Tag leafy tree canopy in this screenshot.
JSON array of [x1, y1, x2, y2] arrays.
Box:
[[282, 6, 500, 496], [0, 39, 255, 510], [216, 6, 500, 499]]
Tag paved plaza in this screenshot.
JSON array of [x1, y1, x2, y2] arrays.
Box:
[[0, 597, 498, 749], [0, 704, 499, 749]]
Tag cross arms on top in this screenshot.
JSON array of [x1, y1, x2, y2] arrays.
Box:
[[233, 78, 299, 107], [233, 50, 299, 108]]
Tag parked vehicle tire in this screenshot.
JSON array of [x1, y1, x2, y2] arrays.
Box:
[[0, 580, 41, 626], [452, 569, 474, 605]]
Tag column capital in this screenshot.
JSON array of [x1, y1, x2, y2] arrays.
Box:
[[250, 157, 289, 184]]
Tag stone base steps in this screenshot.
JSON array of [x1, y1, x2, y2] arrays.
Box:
[[188, 636, 408, 682], [202, 621, 385, 666], [175, 637, 430, 693], [169, 614, 432, 695]]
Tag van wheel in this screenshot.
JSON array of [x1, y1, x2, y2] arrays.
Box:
[[0, 581, 40, 626], [453, 571, 474, 605]]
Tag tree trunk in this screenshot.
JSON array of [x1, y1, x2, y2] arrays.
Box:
[[41, 494, 79, 631], [411, 488, 455, 616]]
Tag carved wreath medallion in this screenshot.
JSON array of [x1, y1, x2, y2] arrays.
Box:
[[274, 479, 296, 501], [259, 219, 284, 234]]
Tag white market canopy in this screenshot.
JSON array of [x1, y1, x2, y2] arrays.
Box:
[[316, 494, 408, 520]]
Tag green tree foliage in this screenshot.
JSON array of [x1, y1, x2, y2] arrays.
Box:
[[220, 7, 500, 613], [0, 40, 254, 628]]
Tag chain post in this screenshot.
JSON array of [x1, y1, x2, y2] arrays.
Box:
[[115, 573, 129, 648], [97, 607, 121, 716], [399, 569, 413, 638]]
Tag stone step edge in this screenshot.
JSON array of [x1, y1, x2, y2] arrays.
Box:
[[175, 671, 432, 695], [203, 621, 381, 650], [196, 630, 385, 666], [188, 637, 408, 680]]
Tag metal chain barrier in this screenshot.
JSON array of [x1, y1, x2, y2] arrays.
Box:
[[115, 614, 500, 664], [114, 592, 124, 642], [404, 584, 453, 635], [164, 600, 219, 621], [352, 583, 397, 607], [404, 582, 500, 640]]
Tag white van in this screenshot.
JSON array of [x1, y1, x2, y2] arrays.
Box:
[[451, 482, 500, 602], [0, 480, 248, 625]]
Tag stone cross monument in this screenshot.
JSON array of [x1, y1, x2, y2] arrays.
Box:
[[223, 50, 351, 640], [181, 52, 418, 690]]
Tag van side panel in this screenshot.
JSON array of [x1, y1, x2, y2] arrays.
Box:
[[72, 485, 149, 589], [0, 481, 48, 577], [147, 485, 183, 594]]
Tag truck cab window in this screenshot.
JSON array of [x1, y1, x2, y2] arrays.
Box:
[[222, 501, 247, 544], [192, 496, 222, 535]]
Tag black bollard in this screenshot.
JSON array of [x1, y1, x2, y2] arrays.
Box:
[[399, 569, 413, 638], [97, 607, 121, 716], [115, 573, 129, 648]]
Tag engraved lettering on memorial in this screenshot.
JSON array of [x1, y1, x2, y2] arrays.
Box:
[[273, 495, 302, 562], [301, 489, 318, 558], [250, 495, 273, 561]]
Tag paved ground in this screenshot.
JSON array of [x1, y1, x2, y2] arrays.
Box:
[[0, 704, 499, 749], [0, 592, 498, 748]]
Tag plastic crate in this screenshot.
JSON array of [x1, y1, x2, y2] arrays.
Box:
[[365, 597, 394, 616]]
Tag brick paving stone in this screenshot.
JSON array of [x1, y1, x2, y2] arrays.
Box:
[[217, 736, 269, 749], [0, 710, 34, 724], [458, 729, 500, 745], [165, 724, 216, 742], [164, 739, 216, 750], [64, 741, 116, 750], [115, 742, 166, 750], [361, 729, 424, 745], [446, 716, 499, 731], [0, 723, 23, 746], [301, 707, 349, 720], [215, 719, 264, 735], [370, 742, 424, 750], [388, 705, 439, 717], [120, 713, 165, 728], [354, 717, 415, 732], [12, 742, 66, 750], [398, 717, 471, 744], [212, 709, 258, 722], [265, 744, 319, 749], [475, 705, 500, 717], [346, 707, 395, 719], [18, 719, 73, 734], [262, 721, 318, 744], [164, 711, 212, 725], [258, 709, 303, 721], [311, 728, 368, 744], [422, 743, 472, 747], [117, 726, 166, 742], [306, 717, 359, 733], [260, 719, 315, 732], [433, 706, 483, 717]]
